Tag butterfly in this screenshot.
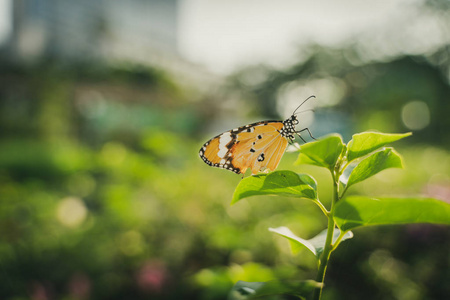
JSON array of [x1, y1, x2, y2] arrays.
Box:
[[199, 96, 315, 175]]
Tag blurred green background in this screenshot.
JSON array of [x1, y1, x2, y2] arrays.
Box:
[[0, 1, 449, 299]]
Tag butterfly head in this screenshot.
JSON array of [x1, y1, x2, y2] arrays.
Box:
[[288, 114, 299, 125], [281, 114, 299, 140]]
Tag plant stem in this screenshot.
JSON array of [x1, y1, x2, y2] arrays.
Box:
[[314, 200, 330, 217], [312, 174, 339, 300], [331, 230, 348, 252]]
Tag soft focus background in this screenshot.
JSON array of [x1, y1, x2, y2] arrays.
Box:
[[0, 0, 449, 299]]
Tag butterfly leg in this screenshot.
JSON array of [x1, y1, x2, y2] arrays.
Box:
[[296, 128, 316, 140], [295, 132, 308, 143]]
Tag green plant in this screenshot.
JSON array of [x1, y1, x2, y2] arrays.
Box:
[[228, 132, 450, 300]]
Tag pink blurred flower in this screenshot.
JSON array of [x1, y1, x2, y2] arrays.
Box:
[[426, 183, 450, 204], [136, 260, 169, 293], [30, 281, 49, 300], [68, 272, 91, 299]]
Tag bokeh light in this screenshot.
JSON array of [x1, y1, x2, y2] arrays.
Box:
[[56, 197, 88, 228], [401, 100, 430, 130]]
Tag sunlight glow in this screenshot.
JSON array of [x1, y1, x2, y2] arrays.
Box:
[[179, 0, 447, 74]]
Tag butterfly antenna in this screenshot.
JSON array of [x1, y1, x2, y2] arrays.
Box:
[[292, 95, 316, 115], [294, 109, 315, 116]]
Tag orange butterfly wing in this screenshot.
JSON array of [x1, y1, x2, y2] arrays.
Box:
[[199, 121, 289, 175]]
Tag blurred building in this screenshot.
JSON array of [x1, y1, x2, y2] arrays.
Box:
[[0, 0, 220, 88], [3, 0, 177, 61]]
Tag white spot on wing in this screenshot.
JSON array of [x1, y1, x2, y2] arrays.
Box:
[[218, 148, 228, 158], [218, 132, 232, 158]]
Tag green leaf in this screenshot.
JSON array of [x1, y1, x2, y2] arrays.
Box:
[[295, 134, 344, 170], [231, 171, 317, 205], [334, 196, 450, 231], [269, 227, 353, 258], [306, 228, 353, 258], [228, 280, 322, 300], [347, 132, 411, 162], [269, 227, 315, 256], [344, 148, 403, 189]]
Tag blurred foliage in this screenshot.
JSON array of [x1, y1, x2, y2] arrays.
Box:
[[0, 40, 449, 300], [229, 45, 450, 145]]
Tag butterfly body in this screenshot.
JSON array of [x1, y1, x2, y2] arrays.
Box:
[[199, 115, 301, 175]]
